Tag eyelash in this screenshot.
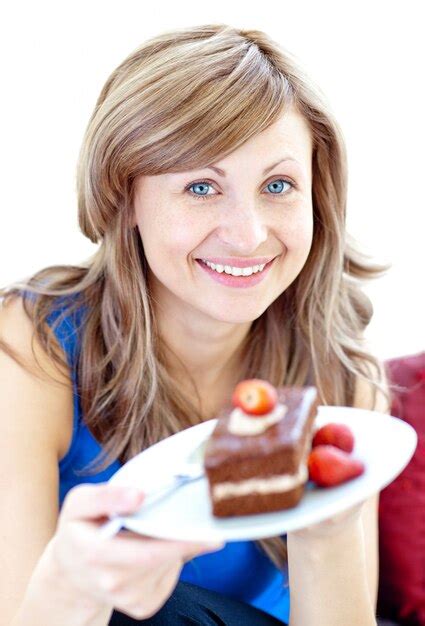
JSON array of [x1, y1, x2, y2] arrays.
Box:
[[184, 178, 296, 201]]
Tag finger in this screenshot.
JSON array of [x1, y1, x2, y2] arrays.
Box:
[[60, 483, 145, 522], [91, 533, 224, 568]]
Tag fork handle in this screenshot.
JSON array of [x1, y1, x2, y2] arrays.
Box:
[[99, 515, 125, 539]]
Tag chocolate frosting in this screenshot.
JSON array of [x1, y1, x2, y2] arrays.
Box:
[[204, 386, 318, 469]]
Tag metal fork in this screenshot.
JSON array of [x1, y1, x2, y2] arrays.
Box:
[[98, 438, 208, 539]]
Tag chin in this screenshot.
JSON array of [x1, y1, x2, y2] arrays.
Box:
[[205, 305, 268, 325]]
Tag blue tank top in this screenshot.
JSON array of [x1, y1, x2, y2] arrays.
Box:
[[41, 293, 290, 624]]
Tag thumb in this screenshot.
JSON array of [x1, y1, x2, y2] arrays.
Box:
[[60, 483, 145, 523]]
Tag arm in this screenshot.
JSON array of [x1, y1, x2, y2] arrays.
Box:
[[0, 297, 111, 626], [287, 359, 390, 626], [354, 361, 390, 612], [287, 513, 375, 626]]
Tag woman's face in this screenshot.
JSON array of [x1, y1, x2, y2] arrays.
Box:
[[132, 108, 313, 325]]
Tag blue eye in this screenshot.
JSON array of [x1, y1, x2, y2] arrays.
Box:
[[185, 178, 294, 201], [187, 181, 213, 199]]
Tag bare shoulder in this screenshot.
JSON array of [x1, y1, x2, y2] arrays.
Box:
[[0, 294, 74, 458]]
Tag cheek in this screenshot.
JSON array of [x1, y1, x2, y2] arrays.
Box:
[[167, 225, 200, 257], [278, 209, 314, 253], [137, 208, 203, 269]]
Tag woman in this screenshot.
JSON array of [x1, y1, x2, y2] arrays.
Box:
[[0, 23, 390, 626]]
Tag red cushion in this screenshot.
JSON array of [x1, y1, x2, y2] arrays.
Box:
[[377, 352, 425, 626]]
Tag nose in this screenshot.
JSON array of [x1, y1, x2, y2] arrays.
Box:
[[216, 203, 267, 254]]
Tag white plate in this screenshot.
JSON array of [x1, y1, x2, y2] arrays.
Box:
[[106, 406, 417, 542]]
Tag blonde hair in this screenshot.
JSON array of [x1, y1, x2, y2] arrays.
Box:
[[0, 23, 390, 574]]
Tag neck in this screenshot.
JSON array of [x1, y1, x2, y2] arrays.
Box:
[[154, 305, 251, 415]]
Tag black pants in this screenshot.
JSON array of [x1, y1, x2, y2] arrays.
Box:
[[109, 581, 287, 625]]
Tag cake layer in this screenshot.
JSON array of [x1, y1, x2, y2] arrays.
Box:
[[212, 463, 308, 500], [206, 442, 311, 484], [211, 483, 306, 517]]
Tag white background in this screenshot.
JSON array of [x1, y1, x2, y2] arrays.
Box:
[[1, 0, 423, 361]]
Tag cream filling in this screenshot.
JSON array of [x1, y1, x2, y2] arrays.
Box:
[[227, 402, 287, 436], [212, 463, 308, 501]]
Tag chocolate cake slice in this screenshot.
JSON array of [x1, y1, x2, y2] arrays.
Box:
[[204, 386, 319, 517]]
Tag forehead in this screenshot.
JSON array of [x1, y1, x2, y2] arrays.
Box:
[[258, 108, 313, 154], [217, 107, 313, 173], [189, 107, 314, 184]]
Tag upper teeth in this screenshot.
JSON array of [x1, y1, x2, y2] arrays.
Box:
[[201, 260, 267, 276]]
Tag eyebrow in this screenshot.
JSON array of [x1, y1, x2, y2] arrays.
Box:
[[206, 156, 300, 177]]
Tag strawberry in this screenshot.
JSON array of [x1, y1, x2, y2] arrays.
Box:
[[312, 422, 355, 453], [308, 445, 365, 487], [232, 379, 278, 416]]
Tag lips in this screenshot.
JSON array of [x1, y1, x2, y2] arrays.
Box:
[[196, 256, 276, 288]]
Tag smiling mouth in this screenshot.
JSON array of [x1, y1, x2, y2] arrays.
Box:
[[196, 258, 276, 277], [195, 258, 278, 283]]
